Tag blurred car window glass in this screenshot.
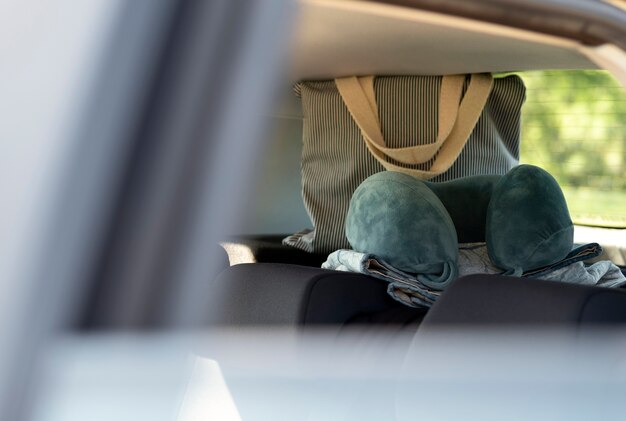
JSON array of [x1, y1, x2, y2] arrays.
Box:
[[518, 70, 626, 229]]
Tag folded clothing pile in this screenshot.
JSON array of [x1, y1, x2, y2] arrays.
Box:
[[330, 165, 625, 307], [323, 243, 626, 308]]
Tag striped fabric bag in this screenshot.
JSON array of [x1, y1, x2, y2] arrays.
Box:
[[283, 74, 526, 254]]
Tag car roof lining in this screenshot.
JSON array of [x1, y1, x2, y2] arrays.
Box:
[[286, 0, 600, 83]]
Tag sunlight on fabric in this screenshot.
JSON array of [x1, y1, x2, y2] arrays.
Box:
[[220, 242, 257, 265]]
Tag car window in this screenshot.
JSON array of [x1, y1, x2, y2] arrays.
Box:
[[518, 70, 626, 229]]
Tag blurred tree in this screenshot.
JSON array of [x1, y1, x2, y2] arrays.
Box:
[[519, 70, 626, 189], [516, 70, 626, 226]]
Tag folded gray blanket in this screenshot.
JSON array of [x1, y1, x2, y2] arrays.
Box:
[[322, 243, 626, 308]]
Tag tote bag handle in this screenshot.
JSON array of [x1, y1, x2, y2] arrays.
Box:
[[335, 74, 493, 179]]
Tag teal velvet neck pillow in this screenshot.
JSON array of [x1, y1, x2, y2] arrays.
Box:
[[345, 165, 574, 285], [486, 165, 574, 276], [345, 171, 458, 290], [424, 175, 501, 243]]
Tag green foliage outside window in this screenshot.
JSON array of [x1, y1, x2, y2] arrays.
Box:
[[517, 70, 626, 228]]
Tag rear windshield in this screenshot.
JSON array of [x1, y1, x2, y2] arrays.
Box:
[[518, 70, 626, 229]]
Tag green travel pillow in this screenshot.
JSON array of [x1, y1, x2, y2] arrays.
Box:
[[345, 171, 458, 290], [486, 164, 574, 276], [425, 175, 502, 243]]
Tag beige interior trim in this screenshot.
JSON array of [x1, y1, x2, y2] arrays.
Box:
[[289, 0, 598, 81], [306, 0, 582, 48], [604, 0, 626, 12], [579, 44, 626, 89]]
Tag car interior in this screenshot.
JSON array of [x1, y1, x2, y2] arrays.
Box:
[[4, 1, 626, 419], [206, 0, 626, 330]]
